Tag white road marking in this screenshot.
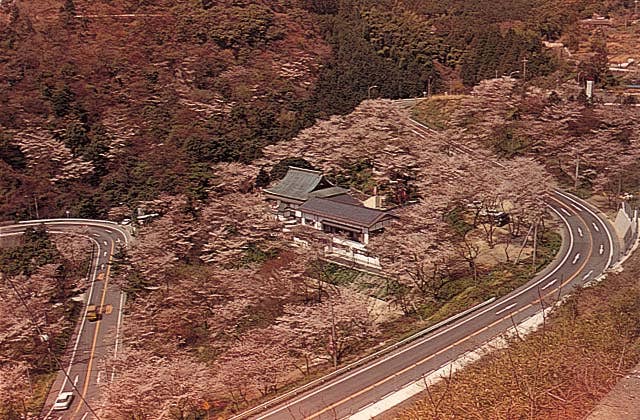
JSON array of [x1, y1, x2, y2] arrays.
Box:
[[97, 370, 102, 384], [16, 219, 130, 247], [348, 310, 551, 420], [582, 270, 594, 281], [572, 253, 581, 264], [592, 222, 600, 232], [101, 264, 105, 270], [495, 303, 518, 315], [599, 244, 605, 255], [577, 227, 583, 237], [112, 292, 126, 382], [91, 233, 100, 237], [74, 375, 79, 386], [561, 208, 571, 216], [103, 240, 108, 246], [555, 190, 614, 269], [541, 279, 558, 290], [81, 413, 89, 420]]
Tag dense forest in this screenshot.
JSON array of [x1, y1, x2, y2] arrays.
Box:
[[0, 0, 628, 220]]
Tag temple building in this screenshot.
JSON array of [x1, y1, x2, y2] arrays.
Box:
[[263, 167, 397, 245]]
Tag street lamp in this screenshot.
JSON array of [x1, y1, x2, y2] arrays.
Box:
[[367, 85, 379, 99], [66, 210, 70, 218]]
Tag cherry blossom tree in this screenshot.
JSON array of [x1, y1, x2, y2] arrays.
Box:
[[0, 362, 31, 420], [278, 288, 378, 368], [214, 327, 294, 405], [98, 350, 217, 420]]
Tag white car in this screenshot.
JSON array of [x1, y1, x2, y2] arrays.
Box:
[[53, 392, 74, 411]]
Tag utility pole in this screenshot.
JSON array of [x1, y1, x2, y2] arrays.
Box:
[[34, 195, 39, 219], [522, 56, 529, 80], [575, 152, 580, 190], [329, 297, 337, 369], [532, 220, 538, 270]]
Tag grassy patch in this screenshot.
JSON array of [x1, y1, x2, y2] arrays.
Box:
[[411, 95, 467, 130], [242, 243, 279, 266], [490, 125, 533, 157], [26, 372, 57, 416], [421, 231, 561, 324], [322, 263, 363, 286]]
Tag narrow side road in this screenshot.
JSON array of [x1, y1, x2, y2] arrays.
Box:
[[0, 219, 130, 420]]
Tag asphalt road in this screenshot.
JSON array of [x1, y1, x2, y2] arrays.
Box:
[[248, 190, 621, 420], [0, 219, 130, 420]]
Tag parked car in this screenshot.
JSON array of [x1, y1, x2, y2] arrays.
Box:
[[53, 392, 74, 411]]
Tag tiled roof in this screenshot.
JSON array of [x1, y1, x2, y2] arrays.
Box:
[[308, 187, 350, 199], [299, 198, 396, 228], [264, 167, 332, 201], [324, 193, 362, 206]]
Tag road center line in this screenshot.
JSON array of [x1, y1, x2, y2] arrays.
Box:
[[555, 190, 614, 269], [306, 246, 592, 420], [74, 240, 115, 416]]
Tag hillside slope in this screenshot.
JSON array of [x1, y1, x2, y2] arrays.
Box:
[[0, 0, 330, 218]]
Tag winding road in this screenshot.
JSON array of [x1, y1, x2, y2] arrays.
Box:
[[0, 219, 130, 419], [239, 190, 621, 420], [0, 189, 622, 420]]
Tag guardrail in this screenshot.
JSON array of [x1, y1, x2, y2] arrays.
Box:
[[14, 218, 133, 247], [229, 296, 496, 419]]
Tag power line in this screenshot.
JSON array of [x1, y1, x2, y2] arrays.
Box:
[[1, 244, 102, 419]]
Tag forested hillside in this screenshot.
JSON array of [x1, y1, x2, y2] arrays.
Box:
[[0, 0, 624, 221]]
